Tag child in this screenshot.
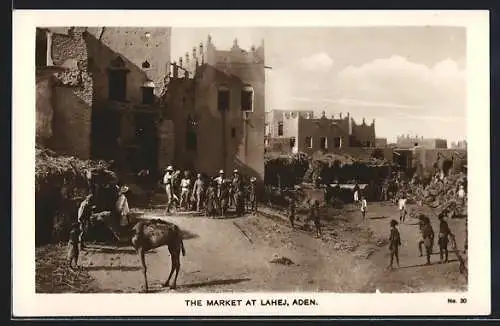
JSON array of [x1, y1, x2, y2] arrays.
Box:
[[310, 199, 321, 238], [360, 196, 367, 220], [438, 213, 455, 263], [398, 194, 407, 222], [422, 217, 435, 265], [288, 196, 296, 228], [417, 214, 426, 257], [67, 222, 81, 270], [388, 219, 401, 269]]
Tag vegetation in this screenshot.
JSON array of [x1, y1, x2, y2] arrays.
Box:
[[35, 147, 115, 246]]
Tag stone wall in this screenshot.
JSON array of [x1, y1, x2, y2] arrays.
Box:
[[157, 119, 175, 172], [86, 27, 171, 104], [35, 75, 54, 142], [40, 28, 93, 159]]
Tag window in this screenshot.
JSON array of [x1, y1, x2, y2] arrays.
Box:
[[186, 116, 197, 151], [289, 137, 296, 149], [108, 70, 127, 101], [320, 137, 328, 150], [217, 87, 230, 111], [241, 86, 254, 111], [231, 127, 236, 138], [333, 137, 342, 148], [305, 136, 313, 148], [277, 122, 284, 136]]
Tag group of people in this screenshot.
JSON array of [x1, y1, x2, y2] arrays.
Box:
[[67, 169, 132, 270], [162, 166, 258, 218], [387, 211, 456, 270]]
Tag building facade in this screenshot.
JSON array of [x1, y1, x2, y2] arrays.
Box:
[[35, 27, 174, 177], [375, 138, 388, 148], [396, 134, 448, 149], [266, 109, 314, 138], [268, 110, 376, 154], [163, 36, 266, 181]]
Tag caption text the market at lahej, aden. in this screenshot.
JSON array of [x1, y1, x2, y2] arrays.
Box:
[[185, 298, 318, 307]]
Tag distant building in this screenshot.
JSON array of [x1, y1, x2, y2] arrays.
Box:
[[375, 138, 388, 148], [268, 110, 376, 154], [396, 134, 447, 149], [451, 140, 467, 149], [266, 109, 314, 138]]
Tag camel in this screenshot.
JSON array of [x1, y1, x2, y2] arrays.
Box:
[[86, 212, 186, 292]]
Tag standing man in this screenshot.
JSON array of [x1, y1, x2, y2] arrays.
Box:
[[438, 213, 455, 263], [310, 199, 322, 238], [179, 171, 192, 211], [353, 182, 360, 204], [417, 214, 427, 257], [288, 195, 296, 228], [422, 216, 435, 265], [398, 194, 408, 222], [163, 166, 174, 214], [457, 183, 466, 206], [215, 170, 225, 204], [248, 177, 258, 215], [360, 195, 368, 220], [388, 219, 402, 269], [77, 194, 94, 251], [232, 169, 244, 217], [191, 173, 206, 212], [380, 179, 389, 202]]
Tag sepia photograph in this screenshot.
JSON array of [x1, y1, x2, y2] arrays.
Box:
[[13, 10, 490, 317]]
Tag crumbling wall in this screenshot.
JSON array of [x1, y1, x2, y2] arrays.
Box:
[[49, 28, 93, 159]]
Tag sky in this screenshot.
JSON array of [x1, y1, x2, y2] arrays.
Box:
[[171, 27, 466, 143]]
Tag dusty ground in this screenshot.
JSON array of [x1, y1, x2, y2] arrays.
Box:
[[35, 200, 467, 294]]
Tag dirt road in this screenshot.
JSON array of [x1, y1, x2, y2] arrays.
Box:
[[36, 200, 467, 293]]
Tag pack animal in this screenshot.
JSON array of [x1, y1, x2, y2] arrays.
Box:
[[131, 219, 186, 292]]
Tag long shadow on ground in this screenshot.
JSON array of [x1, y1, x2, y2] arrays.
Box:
[[182, 278, 252, 289]]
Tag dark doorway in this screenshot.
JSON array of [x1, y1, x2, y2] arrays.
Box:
[[134, 113, 158, 174], [91, 109, 122, 161]]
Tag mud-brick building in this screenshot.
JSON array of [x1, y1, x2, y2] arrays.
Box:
[[396, 134, 448, 149], [163, 36, 266, 181], [275, 110, 376, 154], [266, 109, 314, 138], [35, 27, 174, 176]]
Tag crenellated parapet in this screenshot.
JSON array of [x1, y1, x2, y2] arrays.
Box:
[[169, 34, 265, 81]]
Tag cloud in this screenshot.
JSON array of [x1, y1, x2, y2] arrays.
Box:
[[334, 56, 466, 116], [299, 52, 334, 71]]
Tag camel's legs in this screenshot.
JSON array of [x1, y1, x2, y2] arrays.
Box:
[[164, 250, 176, 288], [171, 250, 181, 289], [138, 248, 148, 292]]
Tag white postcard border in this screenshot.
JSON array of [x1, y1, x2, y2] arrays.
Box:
[[12, 10, 491, 317]]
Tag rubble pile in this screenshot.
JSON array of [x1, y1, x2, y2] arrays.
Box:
[[395, 173, 467, 218], [270, 254, 295, 266]]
